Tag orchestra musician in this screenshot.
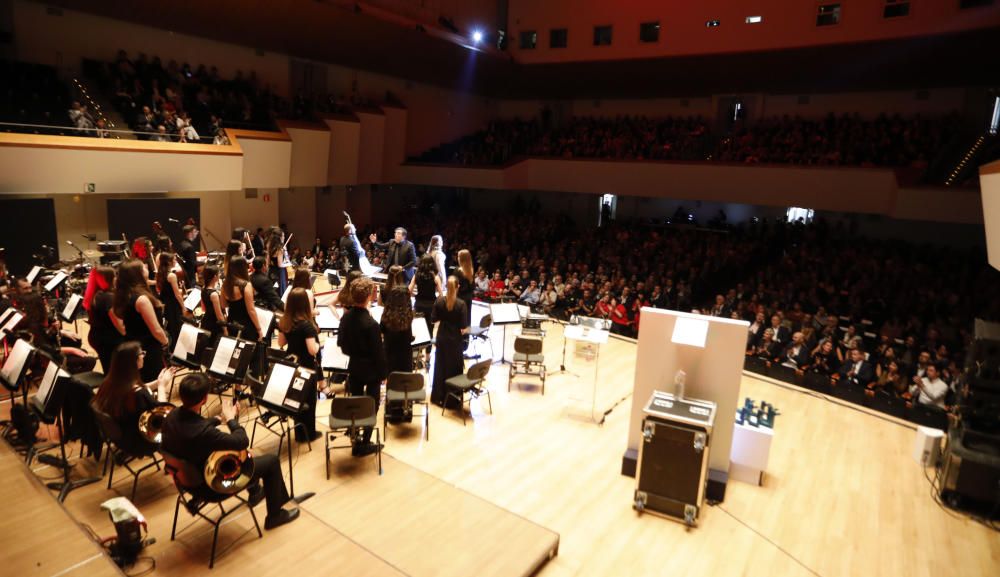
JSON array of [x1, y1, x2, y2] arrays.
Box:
[[250, 256, 284, 312], [114, 259, 169, 382], [430, 276, 469, 406], [336, 277, 385, 456], [84, 265, 125, 372], [222, 256, 263, 343], [266, 227, 290, 295], [200, 265, 226, 341], [276, 288, 322, 443], [156, 252, 190, 348], [177, 224, 200, 285], [339, 223, 362, 273], [92, 341, 175, 453], [161, 373, 310, 530]]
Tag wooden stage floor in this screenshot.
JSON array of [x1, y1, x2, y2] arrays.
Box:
[[3, 318, 999, 577]]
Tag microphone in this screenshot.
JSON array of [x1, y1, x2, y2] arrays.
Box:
[[168, 218, 180, 224], [66, 240, 84, 255]]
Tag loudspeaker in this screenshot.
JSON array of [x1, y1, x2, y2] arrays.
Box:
[[706, 469, 728, 503]]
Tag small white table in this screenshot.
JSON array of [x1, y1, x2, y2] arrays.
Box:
[[729, 418, 774, 486]]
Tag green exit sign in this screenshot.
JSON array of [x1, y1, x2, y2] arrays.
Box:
[[85, 183, 95, 193]]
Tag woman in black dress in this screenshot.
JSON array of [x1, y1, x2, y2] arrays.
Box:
[[200, 265, 226, 341], [456, 249, 475, 350], [17, 292, 98, 373], [431, 276, 469, 406], [381, 285, 414, 421], [290, 267, 315, 313], [86, 265, 124, 372], [221, 256, 262, 342], [277, 288, 322, 442], [114, 259, 169, 383], [409, 255, 441, 335], [156, 252, 189, 349], [92, 341, 175, 455], [337, 277, 386, 456]]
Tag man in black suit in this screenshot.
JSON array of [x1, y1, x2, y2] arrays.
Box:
[[251, 228, 266, 257], [161, 373, 312, 529], [369, 227, 417, 283], [768, 314, 790, 347], [336, 278, 386, 456], [339, 224, 361, 272], [837, 348, 875, 387], [251, 256, 284, 312], [779, 331, 810, 369], [177, 224, 199, 285]]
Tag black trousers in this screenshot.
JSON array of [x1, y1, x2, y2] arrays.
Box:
[[293, 377, 318, 440], [347, 377, 380, 444], [193, 453, 287, 518]]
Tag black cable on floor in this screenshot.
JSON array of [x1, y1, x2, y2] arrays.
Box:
[[712, 503, 823, 577]]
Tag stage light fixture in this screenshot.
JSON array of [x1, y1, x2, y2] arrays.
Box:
[[472, 30, 483, 44]]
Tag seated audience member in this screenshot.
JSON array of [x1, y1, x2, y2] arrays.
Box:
[[806, 340, 839, 375], [870, 360, 906, 397], [746, 312, 766, 351], [909, 363, 949, 410], [836, 348, 875, 387], [780, 331, 810, 369], [161, 373, 311, 529], [520, 279, 541, 308]]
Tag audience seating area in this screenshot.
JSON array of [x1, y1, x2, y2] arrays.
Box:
[[0, 60, 74, 136], [82, 50, 283, 143], [298, 212, 998, 426]]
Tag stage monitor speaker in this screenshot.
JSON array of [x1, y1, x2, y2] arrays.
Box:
[[940, 427, 1000, 509]]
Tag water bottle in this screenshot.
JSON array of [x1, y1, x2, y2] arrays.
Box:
[[674, 369, 686, 399]]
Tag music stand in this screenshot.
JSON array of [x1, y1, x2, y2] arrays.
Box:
[[59, 293, 83, 323], [253, 360, 315, 496], [320, 339, 349, 380], [255, 306, 276, 341], [0, 308, 24, 341], [207, 335, 256, 385], [171, 322, 212, 371], [1, 338, 34, 395], [488, 303, 522, 364], [324, 269, 341, 287], [29, 357, 102, 501]]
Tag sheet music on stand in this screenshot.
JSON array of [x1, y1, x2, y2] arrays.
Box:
[[59, 294, 83, 322], [208, 336, 255, 382], [0, 308, 24, 336], [43, 271, 68, 293], [33, 361, 69, 416], [26, 266, 42, 285], [1, 339, 34, 390], [172, 323, 210, 367], [321, 339, 349, 372], [183, 288, 202, 312], [361, 261, 382, 278], [255, 306, 276, 338], [411, 317, 432, 347], [489, 303, 522, 325], [316, 306, 340, 332], [280, 286, 292, 304], [260, 361, 314, 414], [369, 305, 384, 324]]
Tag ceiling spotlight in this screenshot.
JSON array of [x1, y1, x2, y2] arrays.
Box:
[[472, 30, 483, 44]]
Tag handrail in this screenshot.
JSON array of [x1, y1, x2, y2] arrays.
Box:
[[0, 120, 227, 144]]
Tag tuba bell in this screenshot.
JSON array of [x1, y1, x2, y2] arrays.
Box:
[[137, 404, 175, 444], [204, 450, 255, 494]]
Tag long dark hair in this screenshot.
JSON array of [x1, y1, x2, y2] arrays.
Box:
[[224, 239, 243, 276], [416, 254, 436, 280], [445, 276, 458, 311], [93, 341, 143, 418], [292, 267, 311, 290], [336, 270, 363, 307], [155, 252, 176, 295], [385, 265, 404, 293], [222, 256, 249, 305], [279, 288, 315, 333], [114, 259, 161, 318], [381, 285, 413, 332]]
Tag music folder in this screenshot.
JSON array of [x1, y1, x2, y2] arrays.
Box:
[[208, 336, 255, 382], [183, 287, 202, 312], [321, 339, 349, 372], [255, 306, 276, 339], [411, 317, 432, 347], [26, 265, 42, 284], [60, 293, 83, 322], [259, 360, 314, 415]]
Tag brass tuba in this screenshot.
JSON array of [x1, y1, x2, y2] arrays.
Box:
[[137, 404, 175, 444], [204, 450, 255, 494]]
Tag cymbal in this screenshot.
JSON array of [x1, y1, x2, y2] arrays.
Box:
[[83, 249, 103, 259]]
